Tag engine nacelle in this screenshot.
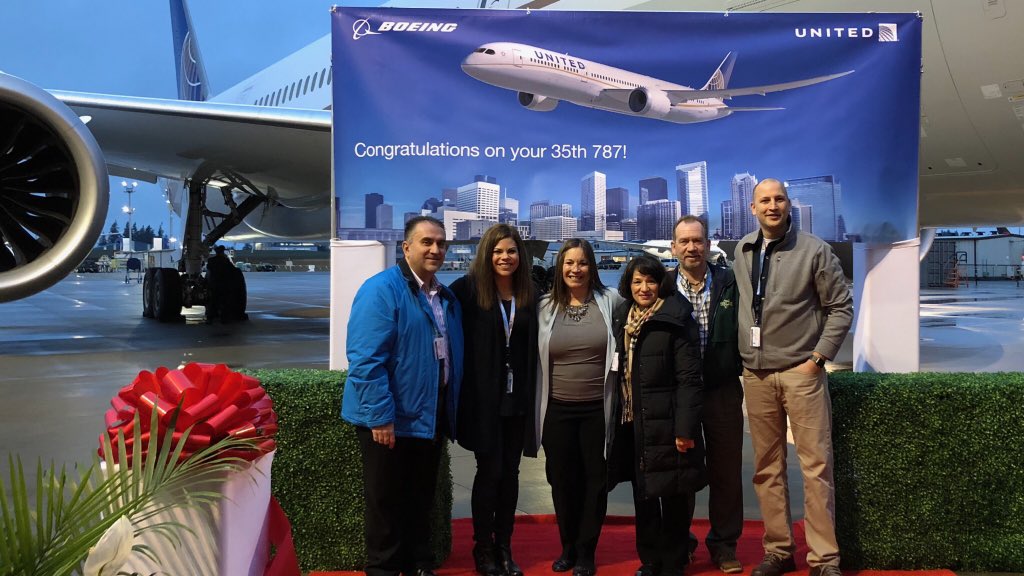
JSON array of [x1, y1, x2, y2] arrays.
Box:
[[518, 92, 559, 112], [0, 73, 109, 302], [627, 87, 672, 119]]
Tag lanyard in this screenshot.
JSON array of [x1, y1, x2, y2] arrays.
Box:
[[498, 296, 515, 394], [677, 268, 711, 312], [498, 296, 516, 347], [749, 238, 776, 326]]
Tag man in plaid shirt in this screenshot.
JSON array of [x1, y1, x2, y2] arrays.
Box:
[[663, 215, 744, 574]]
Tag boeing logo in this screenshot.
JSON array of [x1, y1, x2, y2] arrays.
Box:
[[352, 18, 458, 40], [794, 23, 899, 41]]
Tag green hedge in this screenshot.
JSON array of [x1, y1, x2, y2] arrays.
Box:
[[247, 369, 452, 572], [830, 372, 1024, 571]]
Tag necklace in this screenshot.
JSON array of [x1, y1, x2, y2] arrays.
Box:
[[565, 296, 592, 322]]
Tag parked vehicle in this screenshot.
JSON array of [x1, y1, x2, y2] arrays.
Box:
[[255, 263, 277, 272], [76, 258, 99, 273]]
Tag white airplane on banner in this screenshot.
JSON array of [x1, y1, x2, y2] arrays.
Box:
[[461, 42, 853, 123]]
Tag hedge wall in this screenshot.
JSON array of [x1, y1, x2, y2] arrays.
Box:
[[247, 369, 452, 572], [830, 372, 1024, 571]]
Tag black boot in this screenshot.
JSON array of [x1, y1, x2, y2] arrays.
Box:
[[473, 542, 502, 576], [496, 544, 523, 576]]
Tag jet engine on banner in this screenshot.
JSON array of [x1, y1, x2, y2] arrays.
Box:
[[0, 73, 109, 303], [517, 92, 559, 112]]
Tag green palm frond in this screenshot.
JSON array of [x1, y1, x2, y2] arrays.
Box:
[[0, 407, 263, 576]]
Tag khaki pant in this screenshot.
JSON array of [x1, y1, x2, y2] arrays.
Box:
[[742, 366, 839, 568]]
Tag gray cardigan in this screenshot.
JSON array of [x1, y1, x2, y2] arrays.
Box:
[[734, 226, 852, 370], [534, 287, 623, 455]]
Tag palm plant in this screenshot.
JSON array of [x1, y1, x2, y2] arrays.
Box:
[[0, 408, 261, 576]]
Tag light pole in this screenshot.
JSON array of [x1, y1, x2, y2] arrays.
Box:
[[121, 180, 137, 283]]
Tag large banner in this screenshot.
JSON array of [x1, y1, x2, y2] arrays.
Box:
[[332, 8, 921, 245]]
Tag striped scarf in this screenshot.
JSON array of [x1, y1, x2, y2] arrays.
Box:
[[621, 297, 664, 424]]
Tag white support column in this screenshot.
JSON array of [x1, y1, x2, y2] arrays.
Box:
[[852, 240, 920, 372], [329, 240, 388, 370]]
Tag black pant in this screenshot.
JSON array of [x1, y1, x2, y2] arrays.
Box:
[[543, 398, 607, 567], [472, 414, 526, 547], [617, 422, 695, 576], [356, 427, 443, 576], [689, 377, 745, 557]]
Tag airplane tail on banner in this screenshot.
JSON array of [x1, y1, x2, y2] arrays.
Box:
[[701, 52, 737, 91], [169, 0, 210, 101]]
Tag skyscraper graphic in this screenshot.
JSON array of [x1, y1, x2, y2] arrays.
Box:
[[365, 192, 383, 228], [791, 200, 812, 234], [606, 186, 629, 230], [676, 161, 709, 222], [639, 177, 668, 205], [786, 175, 841, 241], [375, 203, 394, 230], [730, 172, 758, 238], [581, 171, 607, 232], [721, 200, 734, 240], [637, 199, 681, 241], [457, 179, 500, 221]]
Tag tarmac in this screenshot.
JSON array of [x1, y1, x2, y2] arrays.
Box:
[[3, 272, 1023, 524]]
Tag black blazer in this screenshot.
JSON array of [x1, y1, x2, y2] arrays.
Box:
[[449, 275, 540, 457]]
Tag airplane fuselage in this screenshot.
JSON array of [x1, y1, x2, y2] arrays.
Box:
[[461, 42, 731, 123]]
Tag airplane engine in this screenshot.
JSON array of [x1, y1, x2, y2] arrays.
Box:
[[517, 92, 559, 112], [0, 73, 109, 302], [627, 87, 671, 119]]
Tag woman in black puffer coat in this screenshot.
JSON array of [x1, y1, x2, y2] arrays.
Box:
[[608, 254, 706, 576]]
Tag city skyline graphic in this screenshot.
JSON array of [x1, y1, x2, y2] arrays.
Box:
[[332, 9, 921, 243]]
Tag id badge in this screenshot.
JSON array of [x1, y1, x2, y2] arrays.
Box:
[[506, 369, 514, 394], [750, 326, 761, 348], [433, 337, 447, 360], [611, 352, 620, 372]]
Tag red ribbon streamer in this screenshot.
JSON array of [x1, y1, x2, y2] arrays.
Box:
[[99, 363, 277, 464]]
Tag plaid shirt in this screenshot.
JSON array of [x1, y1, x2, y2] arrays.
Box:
[[677, 267, 712, 357]]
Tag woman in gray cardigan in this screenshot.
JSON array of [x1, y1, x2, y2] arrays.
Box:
[[535, 239, 623, 576]]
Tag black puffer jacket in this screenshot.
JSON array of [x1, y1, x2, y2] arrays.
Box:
[[608, 293, 707, 499]]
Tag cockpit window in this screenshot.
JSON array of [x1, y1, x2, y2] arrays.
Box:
[[475, 48, 497, 55], [485, 49, 496, 55]]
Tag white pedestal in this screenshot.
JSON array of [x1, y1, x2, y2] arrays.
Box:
[[329, 239, 389, 370], [120, 451, 275, 576], [853, 241, 920, 372]]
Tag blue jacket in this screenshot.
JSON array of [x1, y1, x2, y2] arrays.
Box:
[[342, 260, 464, 440]]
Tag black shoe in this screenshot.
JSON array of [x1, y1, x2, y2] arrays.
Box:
[[635, 565, 659, 576], [751, 553, 796, 576], [572, 565, 596, 576], [808, 565, 843, 576], [552, 550, 576, 573], [496, 544, 523, 576], [473, 543, 501, 576], [711, 549, 743, 574]]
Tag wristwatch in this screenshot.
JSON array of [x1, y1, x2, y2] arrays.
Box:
[[811, 355, 827, 368]]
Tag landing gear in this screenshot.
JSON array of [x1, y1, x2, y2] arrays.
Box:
[[141, 163, 266, 323]]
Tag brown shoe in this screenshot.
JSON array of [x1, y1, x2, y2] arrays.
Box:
[[751, 553, 796, 576]]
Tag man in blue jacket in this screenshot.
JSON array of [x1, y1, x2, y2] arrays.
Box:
[[343, 216, 464, 576]]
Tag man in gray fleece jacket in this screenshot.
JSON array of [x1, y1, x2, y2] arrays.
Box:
[[734, 179, 852, 576]]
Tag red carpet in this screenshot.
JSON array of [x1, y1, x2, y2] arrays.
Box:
[[311, 516, 954, 576]]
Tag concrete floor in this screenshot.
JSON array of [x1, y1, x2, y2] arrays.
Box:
[[3, 273, 1023, 524]]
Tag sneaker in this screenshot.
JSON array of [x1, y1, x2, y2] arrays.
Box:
[[809, 565, 843, 576], [712, 550, 743, 574], [751, 553, 796, 576]]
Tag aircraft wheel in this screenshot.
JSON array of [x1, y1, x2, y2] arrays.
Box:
[[142, 268, 157, 318], [153, 268, 183, 322]]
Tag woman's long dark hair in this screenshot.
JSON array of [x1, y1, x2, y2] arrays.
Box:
[[468, 223, 534, 310], [548, 238, 606, 311]]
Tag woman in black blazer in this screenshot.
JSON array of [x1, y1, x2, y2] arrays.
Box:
[[450, 224, 538, 576]]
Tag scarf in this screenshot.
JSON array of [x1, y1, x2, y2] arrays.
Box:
[[621, 297, 664, 424]]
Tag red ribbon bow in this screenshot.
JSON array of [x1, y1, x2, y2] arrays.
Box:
[[99, 363, 277, 463]]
